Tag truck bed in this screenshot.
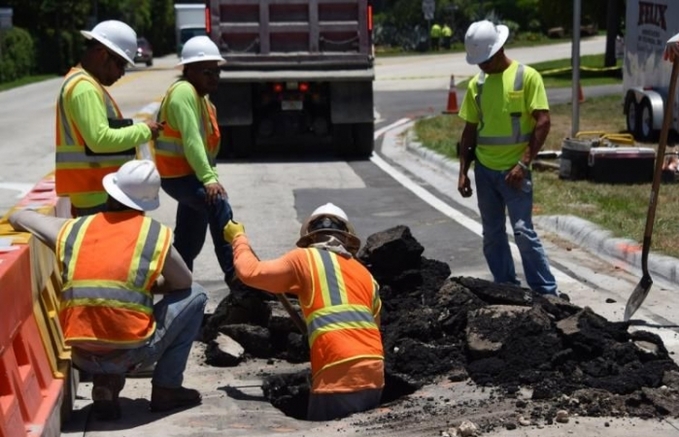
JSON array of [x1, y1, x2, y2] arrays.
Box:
[[208, 0, 373, 69]]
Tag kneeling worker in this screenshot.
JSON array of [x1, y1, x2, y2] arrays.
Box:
[[222, 203, 384, 421], [9, 160, 207, 420]]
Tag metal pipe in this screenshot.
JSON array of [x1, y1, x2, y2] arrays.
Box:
[[571, 0, 582, 137]]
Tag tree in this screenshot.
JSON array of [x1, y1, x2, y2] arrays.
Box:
[[604, 0, 623, 67]]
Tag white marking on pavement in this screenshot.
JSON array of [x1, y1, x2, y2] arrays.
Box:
[[371, 120, 577, 287]]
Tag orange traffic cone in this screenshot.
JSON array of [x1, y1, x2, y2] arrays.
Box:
[[443, 75, 459, 114], [578, 82, 585, 103]]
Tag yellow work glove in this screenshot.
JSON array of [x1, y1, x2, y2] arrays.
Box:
[[223, 220, 245, 243]]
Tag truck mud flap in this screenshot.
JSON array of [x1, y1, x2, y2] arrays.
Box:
[[330, 81, 374, 124], [211, 82, 253, 126]]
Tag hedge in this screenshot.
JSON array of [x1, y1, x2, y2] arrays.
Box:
[[0, 27, 36, 83]]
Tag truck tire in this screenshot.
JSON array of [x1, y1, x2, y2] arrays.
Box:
[[639, 99, 656, 142], [218, 126, 253, 160], [625, 96, 640, 139], [351, 123, 375, 159]]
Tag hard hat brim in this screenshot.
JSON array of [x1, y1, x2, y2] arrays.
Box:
[[102, 172, 160, 212], [466, 24, 509, 65], [175, 56, 227, 68], [296, 229, 361, 254], [81, 30, 136, 66]]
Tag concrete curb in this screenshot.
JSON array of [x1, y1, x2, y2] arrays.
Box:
[[401, 129, 679, 287]]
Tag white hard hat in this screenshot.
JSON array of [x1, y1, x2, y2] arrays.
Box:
[[177, 36, 226, 67], [297, 203, 360, 253], [81, 20, 137, 66], [464, 20, 509, 65], [102, 160, 161, 211]]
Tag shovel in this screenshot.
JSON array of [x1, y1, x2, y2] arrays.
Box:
[[624, 57, 679, 321]]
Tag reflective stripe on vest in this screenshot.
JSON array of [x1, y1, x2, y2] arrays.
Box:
[[153, 81, 220, 177], [303, 248, 382, 376], [55, 69, 135, 196], [57, 212, 171, 348], [475, 64, 531, 146]]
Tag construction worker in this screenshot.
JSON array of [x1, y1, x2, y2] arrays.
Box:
[[441, 23, 453, 49], [222, 203, 384, 421], [152, 36, 240, 292], [9, 160, 206, 420], [55, 20, 164, 217], [457, 20, 558, 296], [430, 23, 442, 51]]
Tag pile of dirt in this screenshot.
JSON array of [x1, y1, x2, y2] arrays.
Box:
[[202, 225, 679, 425]]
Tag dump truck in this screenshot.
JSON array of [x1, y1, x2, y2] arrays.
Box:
[[206, 0, 375, 158], [623, 0, 679, 141]]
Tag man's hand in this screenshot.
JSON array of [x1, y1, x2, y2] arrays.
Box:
[[223, 220, 245, 243], [205, 182, 227, 204], [505, 164, 527, 190], [146, 120, 165, 140], [458, 174, 473, 198]]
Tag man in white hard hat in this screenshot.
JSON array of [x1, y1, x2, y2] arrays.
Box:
[[222, 203, 385, 421], [55, 20, 164, 217], [152, 36, 241, 293], [9, 160, 206, 420], [457, 20, 559, 296]]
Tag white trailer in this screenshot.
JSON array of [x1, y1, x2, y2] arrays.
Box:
[[623, 0, 679, 141], [174, 3, 207, 55]]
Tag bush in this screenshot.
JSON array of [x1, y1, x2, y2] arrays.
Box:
[[0, 27, 35, 83]]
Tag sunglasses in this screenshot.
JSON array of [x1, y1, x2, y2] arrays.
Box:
[[202, 68, 221, 77], [107, 51, 128, 70], [308, 216, 348, 233]]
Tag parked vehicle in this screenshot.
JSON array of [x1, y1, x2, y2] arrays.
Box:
[[623, 0, 678, 141], [175, 3, 207, 56], [206, 0, 375, 158], [134, 37, 153, 67]]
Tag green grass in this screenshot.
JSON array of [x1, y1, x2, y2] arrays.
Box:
[[413, 95, 679, 258], [0, 75, 57, 92]]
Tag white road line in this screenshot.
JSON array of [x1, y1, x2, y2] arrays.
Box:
[[371, 119, 576, 286]]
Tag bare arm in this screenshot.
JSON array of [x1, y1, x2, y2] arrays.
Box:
[[457, 122, 478, 198], [522, 109, 550, 164], [8, 210, 69, 251], [152, 247, 193, 294]]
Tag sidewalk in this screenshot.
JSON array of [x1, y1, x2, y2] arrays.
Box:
[[395, 123, 679, 292]]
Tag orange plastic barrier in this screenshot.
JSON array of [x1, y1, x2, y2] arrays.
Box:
[[0, 245, 62, 437]]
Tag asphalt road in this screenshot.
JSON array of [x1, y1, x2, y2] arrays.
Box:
[[5, 36, 679, 436]]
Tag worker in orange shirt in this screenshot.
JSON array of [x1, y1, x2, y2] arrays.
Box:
[[222, 203, 384, 421]]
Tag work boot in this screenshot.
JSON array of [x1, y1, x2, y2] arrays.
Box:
[[150, 385, 202, 412], [91, 374, 126, 421]]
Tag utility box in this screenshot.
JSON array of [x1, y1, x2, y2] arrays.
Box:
[[588, 147, 656, 184]]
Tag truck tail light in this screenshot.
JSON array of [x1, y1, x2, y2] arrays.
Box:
[[273, 83, 284, 93], [299, 82, 309, 93], [367, 5, 373, 31], [205, 4, 211, 34]]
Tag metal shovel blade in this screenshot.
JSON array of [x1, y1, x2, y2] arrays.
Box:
[[624, 275, 653, 321]]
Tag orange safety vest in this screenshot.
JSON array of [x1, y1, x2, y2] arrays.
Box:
[[56, 211, 172, 349], [153, 81, 221, 178], [55, 67, 136, 197], [300, 248, 384, 378]]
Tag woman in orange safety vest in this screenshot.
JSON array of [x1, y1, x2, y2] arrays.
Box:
[[223, 202, 384, 421]]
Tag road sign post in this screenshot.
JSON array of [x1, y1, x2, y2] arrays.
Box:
[[422, 0, 435, 50]]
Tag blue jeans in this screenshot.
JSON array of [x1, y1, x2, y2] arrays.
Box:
[[474, 162, 558, 295], [72, 284, 208, 388], [161, 175, 235, 279]]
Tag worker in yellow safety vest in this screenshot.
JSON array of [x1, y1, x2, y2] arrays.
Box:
[[152, 36, 241, 293], [457, 20, 559, 296], [9, 160, 207, 421], [222, 203, 384, 421], [441, 23, 453, 49], [55, 20, 164, 217], [430, 23, 442, 50]]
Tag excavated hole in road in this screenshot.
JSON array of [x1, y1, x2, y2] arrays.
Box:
[[202, 225, 679, 427]]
